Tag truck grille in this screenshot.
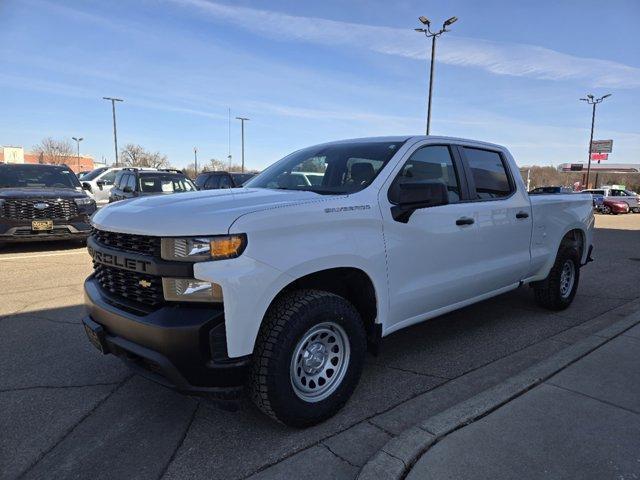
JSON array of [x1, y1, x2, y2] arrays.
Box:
[[91, 228, 161, 257], [93, 263, 164, 307], [2, 198, 78, 220]]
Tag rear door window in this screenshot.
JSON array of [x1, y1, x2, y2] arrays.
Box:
[[218, 175, 233, 189], [463, 147, 512, 199], [204, 176, 220, 189]]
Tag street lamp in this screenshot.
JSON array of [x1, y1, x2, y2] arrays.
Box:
[[71, 137, 83, 169], [415, 15, 458, 135], [103, 97, 123, 166], [235, 116, 249, 173], [193, 147, 198, 176], [580, 93, 612, 188]]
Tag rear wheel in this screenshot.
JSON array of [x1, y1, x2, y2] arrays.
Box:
[[250, 289, 366, 427], [533, 247, 580, 311], [632, 207, 640, 214]]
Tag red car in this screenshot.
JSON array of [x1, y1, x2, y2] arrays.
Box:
[[601, 198, 630, 215]]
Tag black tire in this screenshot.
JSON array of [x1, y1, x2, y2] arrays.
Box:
[[533, 247, 580, 311], [601, 205, 611, 215], [249, 289, 366, 427]]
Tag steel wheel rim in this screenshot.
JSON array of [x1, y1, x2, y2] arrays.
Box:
[[290, 322, 350, 403], [559, 260, 575, 298]]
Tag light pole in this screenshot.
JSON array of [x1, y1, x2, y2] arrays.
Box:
[[235, 116, 249, 173], [71, 136, 83, 169], [103, 97, 123, 166], [193, 147, 198, 176], [580, 94, 611, 188], [415, 15, 458, 135]]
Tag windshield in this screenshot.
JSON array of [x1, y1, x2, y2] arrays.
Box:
[[138, 174, 196, 193], [81, 167, 109, 181], [0, 165, 81, 189], [244, 140, 405, 194]]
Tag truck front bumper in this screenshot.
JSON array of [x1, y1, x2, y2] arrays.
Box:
[[83, 276, 250, 398]]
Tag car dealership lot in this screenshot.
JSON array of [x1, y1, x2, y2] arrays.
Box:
[[1, 215, 639, 480]]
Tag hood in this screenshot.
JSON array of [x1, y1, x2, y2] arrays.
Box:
[[0, 187, 87, 199], [91, 187, 326, 236]]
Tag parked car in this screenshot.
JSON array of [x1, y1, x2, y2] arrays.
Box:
[[600, 198, 630, 215], [582, 187, 640, 213], [529, 186, 573, 194], [76, 170, 91, 180], [109, 168, 196, 203], [589, 193, 605, 211], [83, 136, 594, 427], [81, 166, 157, 206], [0, 163, 96, 244], [194, 171, 256, 190]]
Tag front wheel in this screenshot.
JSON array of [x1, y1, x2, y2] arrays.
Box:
[[249, 289, 366, 427], [601, 205, 611, 214], [533, 247, 580, 311]]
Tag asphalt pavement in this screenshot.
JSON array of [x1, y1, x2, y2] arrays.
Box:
[[1, 214, 639, 479]]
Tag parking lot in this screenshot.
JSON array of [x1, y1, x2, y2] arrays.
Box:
[[1, 214, 639, 480]]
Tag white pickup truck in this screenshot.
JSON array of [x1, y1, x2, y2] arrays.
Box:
[[83, 136, 594, 427]]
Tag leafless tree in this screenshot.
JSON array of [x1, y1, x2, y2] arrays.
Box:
[[32, 137, 75, 165], [519, 166, 640, 192], [120, 144, 169, 169]]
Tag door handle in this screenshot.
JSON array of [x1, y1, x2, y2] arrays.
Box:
[[456, 217, 475, 226], [516, 211, 529, 219]]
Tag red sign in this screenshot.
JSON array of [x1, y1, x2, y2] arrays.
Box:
[[590, 153, 608, 161]]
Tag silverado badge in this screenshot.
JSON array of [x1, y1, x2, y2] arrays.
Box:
[[138, 279, 152, 288]]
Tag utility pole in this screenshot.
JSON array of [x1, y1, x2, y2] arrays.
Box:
[[103, 97, 123, 166], [415, 15, 458, 135], [72, 136, 83, 169], [235, 116, 249, 173], [580, 94, 611, 189], [193, 147, 198, 176]]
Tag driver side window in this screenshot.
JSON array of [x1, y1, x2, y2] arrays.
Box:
[[389, 145, 461, 204]]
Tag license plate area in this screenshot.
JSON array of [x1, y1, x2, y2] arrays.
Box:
[[32, 220, 53, 231], [83, 320, 108, 354]]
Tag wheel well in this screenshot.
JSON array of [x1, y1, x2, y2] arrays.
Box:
[[560, 229, 584, 259], [269, 267, 378, 340]]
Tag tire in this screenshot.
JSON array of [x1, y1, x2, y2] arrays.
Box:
[[632, 207, 640, 214], [533, 247, 580, 311], [249, 289, 366, 427], [601, 205, 611, 214]]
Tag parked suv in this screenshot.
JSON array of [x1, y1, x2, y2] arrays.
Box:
[[529, 186, 573, 194], [0, 163, 96, 244], [194, 171, 256, 190], [81, 166, 157, 206], [109, 169, 196, 203], [582, 187, 640, 213]]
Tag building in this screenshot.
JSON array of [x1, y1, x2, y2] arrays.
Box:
[[0, 146, 95, 173]]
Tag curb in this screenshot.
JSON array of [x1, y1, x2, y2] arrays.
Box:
[[357, 309, 640, 480]]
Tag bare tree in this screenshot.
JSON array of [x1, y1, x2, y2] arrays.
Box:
[[120, 144, 169, 169], [32, 137, 75, 165]]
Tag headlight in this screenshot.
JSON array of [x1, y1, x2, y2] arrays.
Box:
[[162, 278, 223, 303], [74, 197, 95, 206], [161, 234, 246, 262]]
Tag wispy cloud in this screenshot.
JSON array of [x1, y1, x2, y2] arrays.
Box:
[[169, 0, 640, 89]]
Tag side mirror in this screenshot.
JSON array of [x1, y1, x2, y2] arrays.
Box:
[[82, 182, 92, 192], [391, 182, 449, 223], [96, 180, 104, 190]]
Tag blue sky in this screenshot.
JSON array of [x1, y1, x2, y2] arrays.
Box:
[[1, 0, 639, 170]]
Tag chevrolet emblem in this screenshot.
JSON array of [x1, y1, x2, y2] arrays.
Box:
[[139, 279, 152, 288]]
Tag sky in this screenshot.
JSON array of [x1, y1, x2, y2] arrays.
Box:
[[1, 0, 639, 170]]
